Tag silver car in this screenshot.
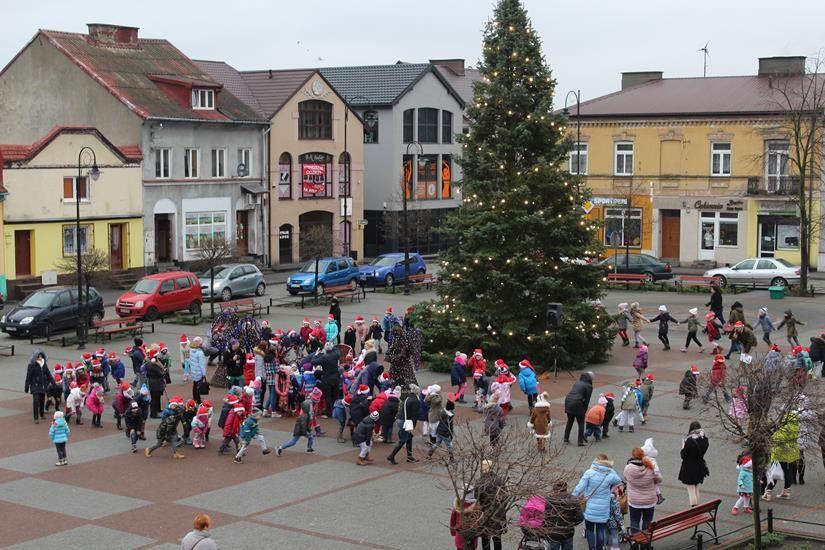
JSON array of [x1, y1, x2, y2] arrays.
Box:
[[704, 258, 800, 288], [199, 264, 266, 301]]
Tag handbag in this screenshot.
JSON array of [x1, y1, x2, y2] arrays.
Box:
[[197, 378, 210, 395], [402, 397, 414, 432]]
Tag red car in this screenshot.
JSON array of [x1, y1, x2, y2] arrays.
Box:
[[116, 271, 202, 321]]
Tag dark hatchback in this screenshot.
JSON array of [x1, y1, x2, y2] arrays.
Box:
[[0, 286, 105, 337], [597, 253, 673, 281]]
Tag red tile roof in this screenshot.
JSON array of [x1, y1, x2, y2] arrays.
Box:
[[33, 29, 265, 123], [0, 126, 142, 164]]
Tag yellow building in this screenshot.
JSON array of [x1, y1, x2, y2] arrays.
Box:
[[1, 127, 144, 294], [574, 57, 819, 268]]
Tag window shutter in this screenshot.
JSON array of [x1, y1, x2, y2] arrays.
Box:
[[63, 177, 74, 199]]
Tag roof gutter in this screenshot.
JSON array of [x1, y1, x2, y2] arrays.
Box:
[[145, 116, 269, 126]]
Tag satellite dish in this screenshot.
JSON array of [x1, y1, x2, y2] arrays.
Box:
[[237, 163, 248, 177]]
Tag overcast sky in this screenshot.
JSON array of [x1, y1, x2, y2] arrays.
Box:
[[3, 0, 825, 103]]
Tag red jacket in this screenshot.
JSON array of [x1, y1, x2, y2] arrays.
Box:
[[369, 392, 388, 415], [310, 326, 326, 344], [450, 503, 479, 550], [467, 356, 487, 378], [241, 394, 253, 415], [299, 326, 312, 343], [223, 409, 243, 437], [243, 363, 255, 386], [710, 360, 726, 385]]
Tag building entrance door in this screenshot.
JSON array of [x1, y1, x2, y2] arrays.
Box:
[[236, 210, 249, 256], [14, 230, 32, 277], [109, 223, 125, 270], [759, 222, 777, 258], [278, 224, 293, 264], [660, 210, 680, 259]]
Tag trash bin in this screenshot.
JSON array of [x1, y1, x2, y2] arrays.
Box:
[[768, 285, 786, 299]]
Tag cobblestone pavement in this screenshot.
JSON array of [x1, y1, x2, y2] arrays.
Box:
[[0, 288, 824, 548]]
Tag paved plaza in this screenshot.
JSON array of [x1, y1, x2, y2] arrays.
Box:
[[1, 287, 824, 548]]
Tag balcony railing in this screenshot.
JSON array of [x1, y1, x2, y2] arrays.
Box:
[[746, 176, 799, 196]]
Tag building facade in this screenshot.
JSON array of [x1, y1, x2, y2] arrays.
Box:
[[574, 57, 820, 269]]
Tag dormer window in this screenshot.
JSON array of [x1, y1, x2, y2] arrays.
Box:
[[192, 89, 215, 110]]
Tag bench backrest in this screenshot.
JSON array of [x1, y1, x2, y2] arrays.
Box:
[[608, 273, 647, 279], [649, 499, 720, 531], [325, 285, 352, 292], [221, 298, 255, 307], [681, 276, 712, 282]]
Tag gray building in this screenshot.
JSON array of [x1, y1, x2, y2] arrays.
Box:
[[320, 63, 468, 255], [0, 24, 269, 267]]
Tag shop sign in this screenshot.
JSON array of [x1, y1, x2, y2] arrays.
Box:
[[758, 200, 798, 215], [693, 199, 744, 211], [591, 196, 628, 206], [301, 163, 326, 195]]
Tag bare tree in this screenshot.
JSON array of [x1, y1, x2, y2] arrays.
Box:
[[699, 352, 824, 549], [299, 225, 342, 294], [55, 247, 109, 296], [382, 184, 439, 252], [193, 235, 235, 317]]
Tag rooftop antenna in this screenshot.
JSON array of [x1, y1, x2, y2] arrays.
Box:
[[698, 41, 710, 77]]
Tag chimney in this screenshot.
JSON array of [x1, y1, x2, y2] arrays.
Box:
[[758, 56, 806, 77], [621, 71, 663, 90], [87, 24, 139, 46], [430, 59, 465, 76]]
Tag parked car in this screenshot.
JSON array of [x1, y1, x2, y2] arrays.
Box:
[[359, 253, 427, 287], [286, 257, 359, 295], [199, 263, 266, 302], [0, 286, 104, 337], [704, 258, 800, 288], [116, 271, 202, 321], [597, 253, 673, 281]]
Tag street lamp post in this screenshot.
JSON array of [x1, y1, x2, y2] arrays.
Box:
[[76, 147, 100, 349], [342, 94, 370, 259], [404, 141, 423, 296], [563, 89, 582, 176]]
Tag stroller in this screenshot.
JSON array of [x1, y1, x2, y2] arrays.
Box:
[[516, 495, 546, 549]]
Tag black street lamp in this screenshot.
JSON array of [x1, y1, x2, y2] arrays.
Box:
[[342, 94, 370, 258], [563, 89, 582, 176], [404, 141, 423, 296], [76, 147, 100, 349]]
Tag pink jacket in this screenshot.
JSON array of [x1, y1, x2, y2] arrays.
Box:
[[491, 373, 516, 404], [624, 461, 662, 508], [85, 387, 104, 415], [728, 397, 748, 421]]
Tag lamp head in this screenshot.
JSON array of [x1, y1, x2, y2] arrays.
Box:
[[562, 107, 570, 117], [89, 164, 101, 182]]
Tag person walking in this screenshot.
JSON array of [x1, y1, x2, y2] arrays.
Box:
[[25, 350, 52, 424], [387, 384, 421, 464], [765, 413, 800, 500], [188, 337, 207, 404], [475, 460, 508, 550], [624, 447, 663, 534], [571, 453, 622, 550], [629, 303, 649, 348], [706, 282, 724, 323], [181, 514, 218, 550], [528, 391, 552, 452], [312, 342, 341, 417], [563, 372, 594, 446], [678, 421, 710, 506], [541, 479, 584, 550]]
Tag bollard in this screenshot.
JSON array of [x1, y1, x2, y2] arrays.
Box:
[[696, 533, 704, 549], [767, 508, 774, 533]]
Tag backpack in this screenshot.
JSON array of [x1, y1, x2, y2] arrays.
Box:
[[516, 495, 546, 531]]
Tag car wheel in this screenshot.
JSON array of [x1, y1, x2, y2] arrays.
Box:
[[315, 283, 325, 296], [89, 311, 103, 324], [349, 278, 358, 291], [144, 306, 159, 322], [771, 277, 788, 287], [221, 288, 232, 302], [190, 301, 202, 316], [255, 282, 266, 296], [642, 271, 655, 284], [288, 289, 299, 296], [713, 275, 727, 288], [384, 274, 395, 287]]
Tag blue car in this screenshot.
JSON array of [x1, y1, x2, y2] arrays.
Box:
[[286, 256, 360, 295], [359, 253, 427, 288]]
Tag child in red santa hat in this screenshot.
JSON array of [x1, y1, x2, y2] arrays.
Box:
[[191, 399, 213, 449], [218, 400, 245, 455], [354, 315, 368, 352], [489, 360, 516, 417]]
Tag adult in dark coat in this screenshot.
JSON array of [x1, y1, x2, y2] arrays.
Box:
[[365, 360, 383, 394], [146, 355, 166, 418], [563, 372, 594, 446], [24, 350, 52, 423], [387, 385, 420, 464], [678, 421, 710, 507], [312, 343, 341, 416], [129, 340, 146, 381], [706, 283, 724, 324], [328, 298, 342, 343], [542, 479, 584, 548], [475, 460, 508, 550], [809, 333, 825, 369]]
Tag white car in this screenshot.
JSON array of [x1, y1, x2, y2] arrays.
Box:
[[704, 258, 800, 288]]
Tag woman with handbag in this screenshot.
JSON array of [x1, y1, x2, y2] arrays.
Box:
[[387, 384, 420, 465], [571, 453, 622, 550], [624, 447, 663, 535], [189, 337, 208, 405], [678, 421, 710, 506]]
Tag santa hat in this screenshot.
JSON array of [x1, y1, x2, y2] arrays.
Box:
[[379, 372, 390, 382], [714, 354, 726, 362], [202, 400, 212, 409], [355, 316, 364, 323], [108, 352, 117, 360], [473, 348, 483, 357], [386, 307, 393, 314], [82, 352, 92, 361], [313, 320, 321, 326], [494, 359, 508, 373], [124, 346, 133, 355], [245, 354, 255, 366], [518, 359, 533, 371], [739, 456, 752, 467], [407, 306, 414, 314], [645, 374, 654, 381], [261, 320, 270, 327], [233, 405, 246, 414], [598, 395, 607, 406], [327, 314, 335, 320], [274, 329, 284, 337], [734, 321, 744, 328], [53, 364, 64, 375], [690, 364, 700, 375], [147, 348, 158, 358], [343, 394, 353, 406], [604, 392, 615, 400], [357, 385, 370, 395], [302, 317, 310, 325], [53, 374, 63, 383], [95, 348, 106, 358], [120, 382, 131, 393], [370, 410, 380, 420], [641, 438, 658, 459], [634, 379, 642, 387], [269, 338, 279, 347], [689, 308, 698, 316], [186, 399, 196, 408], [226, 394, 240, 405], [793, 345, 803, 355], [705, 312, 716, 320], [372, 317, 379, 323], [91, 359, 101, 368], [180, 334, 189, 344], [310, 387, 323, 403]]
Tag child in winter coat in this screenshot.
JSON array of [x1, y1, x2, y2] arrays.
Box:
[[46, 369, 63, 413], [450, 353, 468, 404], [112, 382, 133, 430], [490, 360, 516, 416], [348, 386, 371, 443], [703, 354, 732, 403], [324, 314, 339, 344], [606, 485, 625, 550], [235, 408, 270, 463], [65, 382, 85, 425], [135, 385, 150, 439], [109, 352, 126, 385], [242, 354, 256, 387], [367, 318, 384, 353], [468, 349, 488, 391], [179, 335, 190, 381], [181, 399, 197, 445], [483, 391, 505, 447], [777, 310, 805, 347], [278, 400, 315, 454], [632, 345, 649, 380], [354, 316, 368, 351], [343, 325, 357, 351], [145, 397, 185, 459], [219, 404, 245, 455], [680, 308, 705, 352], [49, 411, 70, 466], [601, 393, 616, 438], [640, 374, 655, 421], [527, 391, 552, 451], [379, 388, 401, 443], [584, 395, 607, 441], [425, 384, 444, 443], [756, 307, 776, 346], [679, 366, 700, 409], [333, 395, 349, 443], [428, 398, 456, 460], [618, 383, 643, 432], [417, 388, 431, 438], [124, 401, 143, 452], [449, 493, 479, 550], [301, 364, 319, 397], [615, 303, 631, 346], [650, 305, 679, 350], [517, 359, 539, 411], [473, 375, 491, 414], [191, 400, 213, 449], [354, 410, 379, 465], [85, 383, 105, 428], [732, 456, 754, 514], [629, 302, 649, 347], [728, 386, 748, 424]]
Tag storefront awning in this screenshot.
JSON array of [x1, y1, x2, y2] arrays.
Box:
[[240, 183, 268, 194]]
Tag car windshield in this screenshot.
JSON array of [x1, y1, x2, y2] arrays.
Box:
[[200, 266, 233, 279], [299, 260, 330, 273], [775, 259, 795, 268], [131, 279, 160, 294], [369, 256, 397, 267], [20, 291, 55, 309]]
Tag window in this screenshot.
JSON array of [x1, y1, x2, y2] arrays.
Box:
[[569, 142, 588, 175], [718, 212, 739, 246], [184, 211, 227, 250], [700, 211, 739, 249], [614, 142, 634, 175], [299, 153, 333, 198], [441, 155, 452, 199], [363, 110, 379, 143], [191, 89, 215, 110], [777, 223, 800, 249], [298, 100, 332, 139], [603, 208, 642, 247], [756, 260, 776, 270], [278, 152, 292, 199], [711, 142, 731, 176], [184, 148, 199, 179], [211, 148, 226, 178], [62, 176, 89, 202], [418, 108, 438, 143], [766, 141, 789, 193], [55, 291, 72, 307], [441, 110, 453, 143], [62, 224, 91, 255], [403, 109, 414, 143], [175, 276, 191, 289], [160, 279, 174, 293], [154, 148, 171, 179], [238, 148, 252, 177], [416, 155, 439, 200], [338, 152, 350, 197]]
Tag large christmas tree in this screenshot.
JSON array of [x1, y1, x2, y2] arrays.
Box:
[[416, 0, 614, 370]]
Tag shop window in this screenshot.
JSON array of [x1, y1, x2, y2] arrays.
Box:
[[62, 224, 92, 256], [603, 207, 642, 247], [700, 211, 739, 250], [62, 176, 89, 202], [777, 223, 800, 249], [363, 110, 379, 143], [298, 100, 332, 140], [403, 109, 414, 143], [441, 110, 453, 144], [711, 142, 731, 176], [416, 154, 438, 200], [338, 152, 351, 197], [614, 142, 634, 176], [766, 141, 789, 193], [184, 211, 227, 250], [569, 142, 587, 175], [299, 152, 333, 198], [278, 152, 292, 199], [417, 108, 438, 143], [718, 213, 739, 246], [441, 155, 452, 199]]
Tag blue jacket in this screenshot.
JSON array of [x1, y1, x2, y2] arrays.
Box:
[[240, 417, 259, 442], [110, 359, 126, 380], [49, 417, 70, 443], [450, 360, 467, 386], [572, 462, 622, 523], [332, 399, 347, 424], [301, 370, 318, 394], [189, 348, 207, 382], [417, 392, 430, 421], [518, 367, 538, 395], [324, 321, 339, 343], [737, 466, 753, 494]]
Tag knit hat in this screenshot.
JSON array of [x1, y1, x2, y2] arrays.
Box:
[[598, 395, 607, 406], [689, 308, 698, 316], [357, 384, 370, 395], [233, 405, 246, 414], [389, 386, 401, 399], [429, 384, 441, 394], [618, 302, 628, 311], [251, 408, 263, 419], [634, 379, 642, 387], [408, 383, 420, 395], [54, 411, 64, 419], [139, 384, 149, 396], [130, 401, 139, 409], [641, 438, 658, 459], [658, 305, 667, 312], [370, 410, 380, 420]]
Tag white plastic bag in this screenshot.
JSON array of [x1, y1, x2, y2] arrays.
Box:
[[767, 460, 784, 484], [740, 353, 753, 365]]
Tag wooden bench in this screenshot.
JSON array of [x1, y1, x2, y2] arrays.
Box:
[[218, 298, 268, 317], [624, 499, 721, 549], [606, 273, 649, 287], [92, 317, 148, 342], [323, 284, 363, 303], [677, 275, 716, 290], [408, 272, 438, 289]]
